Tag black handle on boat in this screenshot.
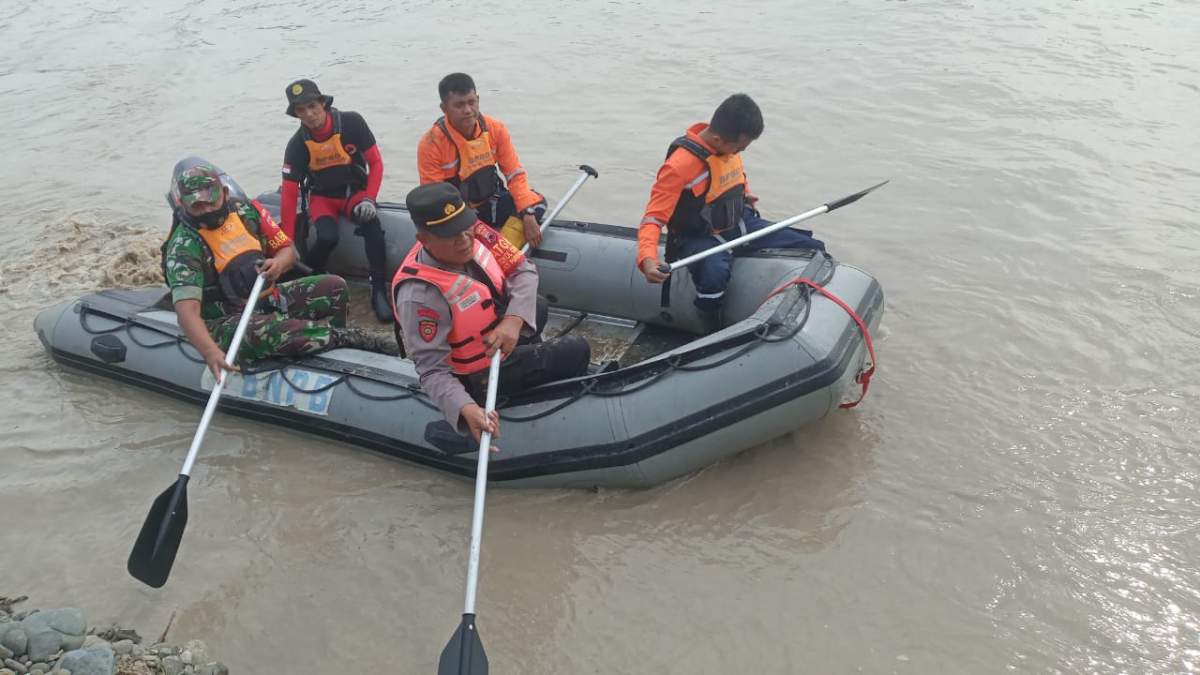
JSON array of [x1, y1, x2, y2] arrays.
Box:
[[665, 180, 889, 273]]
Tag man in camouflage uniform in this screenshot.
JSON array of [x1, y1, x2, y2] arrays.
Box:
[[162, 160, 393, 380]]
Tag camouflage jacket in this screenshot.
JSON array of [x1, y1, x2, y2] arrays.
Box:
[[161, 200, 291, 320]]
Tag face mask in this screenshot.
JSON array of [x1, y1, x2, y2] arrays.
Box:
[[194, 201, 230, 229]]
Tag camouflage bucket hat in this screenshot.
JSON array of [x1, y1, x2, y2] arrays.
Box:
[[175, 164, 223, 207]]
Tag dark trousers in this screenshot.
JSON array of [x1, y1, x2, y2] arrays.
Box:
[[302, 193, 387, 277], [461, 297, 591, 402], [673, 205, 826, 312]]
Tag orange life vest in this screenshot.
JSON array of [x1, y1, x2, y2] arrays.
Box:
[[196, 208, 272, 301], [196, 209, 264, 273], [437, 116, 503, 207], [665, 136, 748, 237], [302, 110, 366, 195], [391, 223, 526, 375]]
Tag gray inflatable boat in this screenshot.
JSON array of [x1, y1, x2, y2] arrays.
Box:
[[33, 195, 883, 488]]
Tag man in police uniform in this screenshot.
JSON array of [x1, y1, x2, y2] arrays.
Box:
[[392, 182, 590, 443], [279, 78, 392, 321]]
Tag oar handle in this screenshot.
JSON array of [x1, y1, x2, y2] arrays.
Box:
[[521, 165, 598, 255], [463, 351, 502, 615], [179, 273, 268, 477], [663, 180, 889, 273], [458, 166, 596, 616]]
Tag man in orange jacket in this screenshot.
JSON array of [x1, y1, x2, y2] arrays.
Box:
[[416, 73, 546, 250], [636, 94, 825, 330]]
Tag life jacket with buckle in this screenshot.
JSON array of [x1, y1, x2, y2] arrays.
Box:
[[391, 223, 525, 375], [302, 109, 367, 196], [437, 116, 503, 207], [665, 136, 747, 238], [160, 202, 268, 305], [658, 135, 748, 309]]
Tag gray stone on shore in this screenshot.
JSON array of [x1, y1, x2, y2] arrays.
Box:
[[20, 612, 84, 643], [109, 642, 132, 658], [183, 641, 209, 665], [160, 655, 184, 675], [74, 640, 103, 654], [3, 658, 26, 674], [57, 636, 82, 653], [0, 667, 13, 675], [0, 645, 10, 659], [58, 645, 112, 675], [25, 629, 60, 663], [1, 628, 27, 658], [194, 664, 227, 675]]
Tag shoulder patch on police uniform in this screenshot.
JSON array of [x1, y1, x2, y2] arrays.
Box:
[[417, 307, 439, 342]]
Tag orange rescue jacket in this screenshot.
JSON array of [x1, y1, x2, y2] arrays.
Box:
[[391, 224, 526, 375]]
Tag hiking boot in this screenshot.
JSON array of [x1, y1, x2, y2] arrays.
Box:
[[369, 274, 392, 323], [331, 327, 400, 355]]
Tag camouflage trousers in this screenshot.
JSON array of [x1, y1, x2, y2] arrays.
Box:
[[208, 275, 349, 361]]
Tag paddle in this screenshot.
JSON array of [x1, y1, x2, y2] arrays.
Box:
[[438, 166, 598, 675], [659, 180, 889, 273], [528, 165, 597, 248], [127, 272, 268, 588]]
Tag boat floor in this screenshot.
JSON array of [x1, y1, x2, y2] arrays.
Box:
[[162, 279, 695, 371]]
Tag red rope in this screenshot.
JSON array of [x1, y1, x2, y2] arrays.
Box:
[[765, 277, 876, 409]]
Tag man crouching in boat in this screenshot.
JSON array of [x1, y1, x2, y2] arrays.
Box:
[[636, 94, 826, 331], [162, 160, 394, 381], [392, 182, 590, 443]]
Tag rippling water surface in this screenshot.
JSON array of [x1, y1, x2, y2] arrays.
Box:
[[2, 1, 1198, 672]]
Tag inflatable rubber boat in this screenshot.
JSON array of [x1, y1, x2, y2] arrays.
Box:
[[33, 195, 883, 488]]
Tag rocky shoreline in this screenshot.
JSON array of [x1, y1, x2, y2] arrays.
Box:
[[0, 597, 228, 675]]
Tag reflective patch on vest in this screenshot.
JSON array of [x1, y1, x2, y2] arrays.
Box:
[[457, 290, 481, 312]]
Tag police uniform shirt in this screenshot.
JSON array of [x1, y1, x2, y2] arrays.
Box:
[[394, 247, 539, 428]]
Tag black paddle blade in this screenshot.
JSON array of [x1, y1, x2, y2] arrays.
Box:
[[438, 614, 488, 675], [127, 476, 190, 588], [824, 179, 890, 212]]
